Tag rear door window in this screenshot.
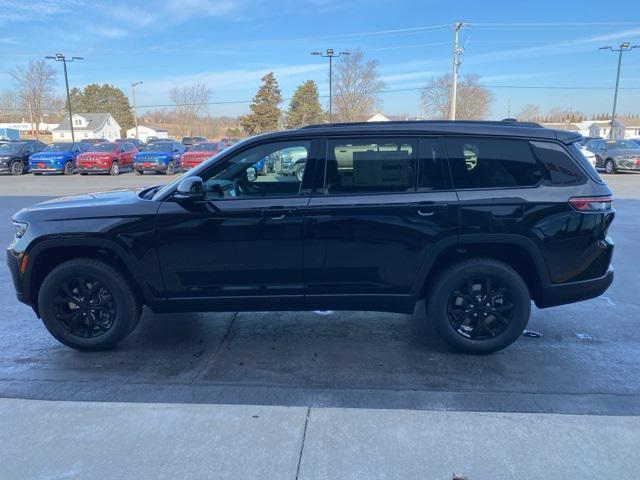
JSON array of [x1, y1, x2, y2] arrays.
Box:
[[324, 138, 417, 195], [417, 138, 448, 191], [446, 137, 543, 189]]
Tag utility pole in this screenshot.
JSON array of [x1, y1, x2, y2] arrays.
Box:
[[131, 81, 142, 139], [449, 22, 466, 120], [45, 53, 83, 143], [600, 42, 638, 139], [311, 48, 350, 122]]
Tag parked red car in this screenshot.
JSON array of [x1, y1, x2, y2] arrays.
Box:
[[180, 141, 225, 170], [76, 142, 138, 175]]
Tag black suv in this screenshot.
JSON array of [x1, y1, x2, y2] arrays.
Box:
[[7, 121, 614, 354], [0, 140, 47, 175]]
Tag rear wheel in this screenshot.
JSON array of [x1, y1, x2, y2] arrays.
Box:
[[426, 258, 531, 354], [38, 258, 141, 351], [109, 161, 120, 176], [10, 160, 25, 175], [604, 159, 617, 174], [63, 161, 74, 175]]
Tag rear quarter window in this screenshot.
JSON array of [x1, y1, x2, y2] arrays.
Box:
[[446, 137, 543, 189], [530, 141, 588, 186]]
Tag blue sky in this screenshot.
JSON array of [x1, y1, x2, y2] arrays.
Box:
[[1, 0, 639, 119]]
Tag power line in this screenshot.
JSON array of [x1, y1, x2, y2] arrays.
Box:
[[2, 84, 639, 113]]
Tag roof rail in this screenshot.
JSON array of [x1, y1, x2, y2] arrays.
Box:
[[301, 119, 543, 129]]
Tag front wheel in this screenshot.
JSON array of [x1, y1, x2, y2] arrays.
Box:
[[295, 166, 305, 182], [604, 159, 617, 174], [165, 161, 175, 175], [10, 160, 25, 175], [109, 161, 120, 176], [63, 161, 74, 175], [426, 258, 531, 354], [135, 169, 143, 175], [38, 258, 141, 351]]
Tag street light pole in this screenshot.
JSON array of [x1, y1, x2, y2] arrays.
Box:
[[600, 42, 638, 139], [131, 81, 143, 139], [45, 53, 83, 143], [311, 48, 350, 122]]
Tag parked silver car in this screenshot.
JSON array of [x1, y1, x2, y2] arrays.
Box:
[[586, 139, 640, 174]]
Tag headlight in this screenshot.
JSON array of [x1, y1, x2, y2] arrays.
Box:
[[13, 221, 28, 239]]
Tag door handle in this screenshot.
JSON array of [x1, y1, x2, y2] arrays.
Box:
[[412, 203, 447, 216], [261, 208, 292, 220]]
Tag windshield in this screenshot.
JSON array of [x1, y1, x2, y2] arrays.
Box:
[[0, 143, 23, 155], [190, 142, 220, 152], [44, 143, 73, 152], [144, 142, 172, 152], [610, 140, 639, 149], [88, 143, 118, 152]]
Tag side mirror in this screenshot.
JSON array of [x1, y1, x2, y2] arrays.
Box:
[[246, 166, 257, 182], [175, 176, 204, 201]]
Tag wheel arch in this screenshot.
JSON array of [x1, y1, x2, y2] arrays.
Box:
[[416, 236, 549, 306], [25, 238, 154, 316]]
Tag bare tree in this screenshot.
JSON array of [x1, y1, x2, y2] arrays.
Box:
[[421, 74, 493, 120], [169, 83, 211, 135], [545, 106, 585, 123], [9, 60, 56, 138], [515, 104, 542, 122], [334, 49, 385, 122]]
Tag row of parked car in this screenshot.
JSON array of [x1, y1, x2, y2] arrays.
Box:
[[0, 137, 234, 176], [582, 138, 640, 174]]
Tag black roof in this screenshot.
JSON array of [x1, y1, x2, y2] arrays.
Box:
[[256, 119, 581, 144]]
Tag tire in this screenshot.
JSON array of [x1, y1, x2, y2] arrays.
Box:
[[604, 159, 617, 174], [165, 161, 174, 175], [295, 166, 305, 182], [135, 169, 143, 175], [63, 161, 74, 175], [10, 160, 24, 176], [38, 258, 141, 351], [80, 173, 88, 176], [33, 172, 42, 176], [109, 161, 120, 176], [426, 258, 531, 354]]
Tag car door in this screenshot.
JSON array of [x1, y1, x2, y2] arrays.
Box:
[[303, 136, 458, 311], [155, 138, 319, 310]]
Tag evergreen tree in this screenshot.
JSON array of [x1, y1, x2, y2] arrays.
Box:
[[240, 73, 282, 135], [65, 83, 135, 135], [285, 80, 325, 128]]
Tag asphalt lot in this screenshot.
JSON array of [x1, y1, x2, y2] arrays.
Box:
[[1, 172, 639, 415]]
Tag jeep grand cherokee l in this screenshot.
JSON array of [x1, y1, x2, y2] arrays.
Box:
[[7, 120, 614, 354]]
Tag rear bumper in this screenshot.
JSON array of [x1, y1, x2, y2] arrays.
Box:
[[536, 265, 614, 308]]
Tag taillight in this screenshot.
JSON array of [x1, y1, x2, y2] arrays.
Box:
[[569, 195, 613, 212]]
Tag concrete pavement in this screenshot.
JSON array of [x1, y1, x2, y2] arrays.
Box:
[[1, 398, 638, 480]]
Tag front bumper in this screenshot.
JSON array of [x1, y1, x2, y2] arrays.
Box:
[[134, 163, 168, 172], [30, 166, 64, 173], [76, 165, 111, 174], [6, 248, 27, 305]]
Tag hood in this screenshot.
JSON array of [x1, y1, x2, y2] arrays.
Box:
[[31, 151, 72, 160], [14, 189, 145, 221]]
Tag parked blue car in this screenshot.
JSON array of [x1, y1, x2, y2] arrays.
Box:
[[133, 140, 184, 175], [29, 142, 90, 175]]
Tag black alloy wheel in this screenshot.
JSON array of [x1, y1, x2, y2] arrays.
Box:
[[53, 276, 117, 339], [447, 277, 514, 340]]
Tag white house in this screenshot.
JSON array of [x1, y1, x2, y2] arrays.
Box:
[[588, 120, 625, 139], [367, 112, 391, 122], [126, 125, 169, 142], [51, 113, 121, 142]]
